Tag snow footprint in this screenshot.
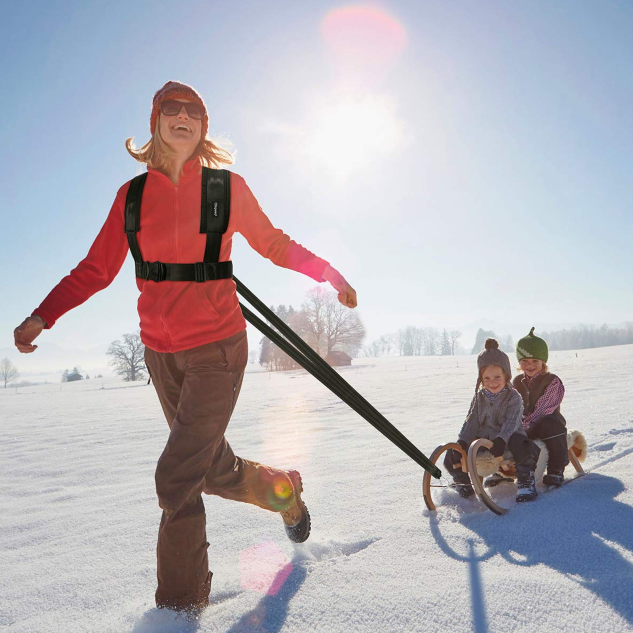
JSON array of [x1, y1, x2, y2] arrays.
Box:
[[296, 537, 381, 563], [209, 589, 244, 606], [608, 427, 633, 436], [593, 442, 617, 452], [589, 426, 633, 454]]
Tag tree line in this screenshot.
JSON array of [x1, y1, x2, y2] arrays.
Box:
[[539, 323, 633, 351], [7, 318, 633, 385], [363, 328, 464, 357], [259, 287, 366, 371]]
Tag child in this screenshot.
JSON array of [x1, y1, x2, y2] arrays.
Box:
[[445, 339, 541, 502], [514, 328, 568, 486]]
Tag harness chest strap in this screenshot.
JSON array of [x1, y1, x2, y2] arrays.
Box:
[[124, 168, 233, 282]]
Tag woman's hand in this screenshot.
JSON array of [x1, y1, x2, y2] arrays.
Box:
[[14, 315, 46, 353], [322, 265, 357, 308]]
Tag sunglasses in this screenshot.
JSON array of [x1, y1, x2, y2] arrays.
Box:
[[160, 100, 205, 120]]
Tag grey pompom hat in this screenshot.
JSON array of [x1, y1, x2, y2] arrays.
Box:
[[477, 338, 512, 381]]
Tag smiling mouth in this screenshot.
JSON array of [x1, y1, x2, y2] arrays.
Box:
[[172, 125, 192, 132]]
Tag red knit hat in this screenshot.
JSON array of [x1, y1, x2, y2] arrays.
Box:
[[150, 80, 208, 139]]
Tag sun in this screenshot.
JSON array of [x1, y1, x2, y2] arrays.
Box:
[[303, 94, 406, 181]]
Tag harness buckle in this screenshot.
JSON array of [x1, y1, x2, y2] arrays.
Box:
[[147, 261, 167, 282]]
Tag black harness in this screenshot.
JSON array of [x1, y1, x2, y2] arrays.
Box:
[[124, 168, 233, 282]]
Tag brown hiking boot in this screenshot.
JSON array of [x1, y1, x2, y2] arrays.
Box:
[[279, 470, 311, 543]]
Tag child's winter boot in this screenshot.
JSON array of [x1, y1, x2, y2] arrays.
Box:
[[451, 471, 475, 499], [515, 469, 538, 502], [542, 471, 565, 487], [484, 472, 514, 488]]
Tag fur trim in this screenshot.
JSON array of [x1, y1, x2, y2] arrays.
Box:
[[473, 451, 503, 478], [567, 429, 587, 462], [534, 440, 548, 482], [472, 430, 587, 482]]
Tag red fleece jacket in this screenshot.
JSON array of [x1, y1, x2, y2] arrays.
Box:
[[32, 162, 330, 352]]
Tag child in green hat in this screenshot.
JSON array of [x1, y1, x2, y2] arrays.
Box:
[[513, 328, 568, 486]]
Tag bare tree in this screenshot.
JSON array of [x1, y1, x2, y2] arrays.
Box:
[[0, 358, 19, 388], [364, 340, 381, 357], [412, 327, 424, 356], [364, 334, 394, 357], [440, 330, 452, 356], [259, 305, 302, 371], [449, 330, 462, 355], [299, 287, 366, 357], [107, 331, 146, 381], [259, 308, 274, 368], [422, 327, 440, 356], [297, 288, 328, 356], [397, 327, 414, 356]]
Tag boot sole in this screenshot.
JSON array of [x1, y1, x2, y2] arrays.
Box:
[[284, 470, 311, 543]]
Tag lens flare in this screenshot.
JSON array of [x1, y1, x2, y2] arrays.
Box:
[[267, 474, 294, 510], [239, 541, 293, 596], [321, 5, 407, 86], [274, 480, 293, 500]]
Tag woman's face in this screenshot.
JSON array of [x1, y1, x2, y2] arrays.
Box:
[[519, 358, 544, 378], [481, 365, 506, 394], [157, 98, 202, 154]]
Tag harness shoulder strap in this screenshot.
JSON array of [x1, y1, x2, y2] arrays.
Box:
[[201, 168, 231, 263], [123, 168, 233, 282], [124, 173, 148, 264]]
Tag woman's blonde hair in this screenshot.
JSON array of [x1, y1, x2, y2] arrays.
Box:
[[126, 114, 234, 172]]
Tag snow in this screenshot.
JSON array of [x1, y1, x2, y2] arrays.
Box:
[[2, 344, 633, 632]]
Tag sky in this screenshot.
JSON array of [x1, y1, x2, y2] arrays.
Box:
[[1, 0, 633, 372]]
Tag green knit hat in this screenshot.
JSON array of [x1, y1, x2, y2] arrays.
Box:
[[516, 327, 549, 363]]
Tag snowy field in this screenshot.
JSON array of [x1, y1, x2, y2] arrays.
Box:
[[2, 344, 633, 633]]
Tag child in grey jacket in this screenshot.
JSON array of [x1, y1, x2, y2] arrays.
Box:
[[444, 339, 541, 502]]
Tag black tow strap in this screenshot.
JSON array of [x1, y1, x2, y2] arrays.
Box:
[[234, 277, 442, 480], [123, 169, 440, 478]]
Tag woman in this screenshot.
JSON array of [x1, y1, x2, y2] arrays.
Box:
[[14, 81, 357, 612]]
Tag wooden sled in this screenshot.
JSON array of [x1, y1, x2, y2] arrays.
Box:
[[423, 434, 586, 516]]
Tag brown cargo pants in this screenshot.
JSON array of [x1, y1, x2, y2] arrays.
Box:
[[145, 330, 295, 610]]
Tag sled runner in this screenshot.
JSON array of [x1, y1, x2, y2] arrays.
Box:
[[422, 431, 587, 515]]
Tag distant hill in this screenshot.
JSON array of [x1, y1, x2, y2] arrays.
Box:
[[0, 342, 112, 382]]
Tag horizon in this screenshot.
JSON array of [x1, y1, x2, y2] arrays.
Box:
[[4, 318, 632, 383]]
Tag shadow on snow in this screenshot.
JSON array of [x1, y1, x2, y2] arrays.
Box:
[[430, 473, 633, 629], [226, 562, 308, 633]]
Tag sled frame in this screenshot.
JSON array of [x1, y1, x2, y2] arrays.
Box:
[[423, 439, 585, 515]]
